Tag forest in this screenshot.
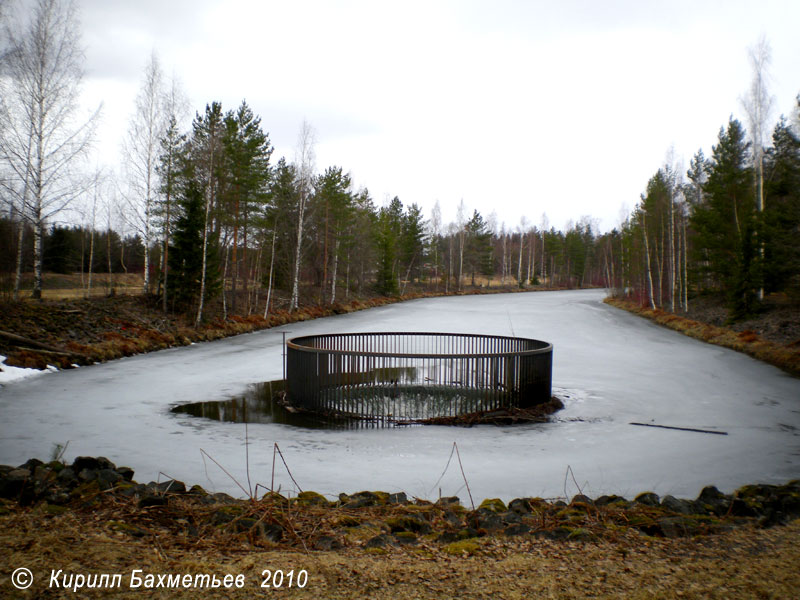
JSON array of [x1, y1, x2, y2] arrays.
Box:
[[1, 1, 799, 325]]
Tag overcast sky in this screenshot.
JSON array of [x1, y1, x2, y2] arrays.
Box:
[[71, 0, 800, 232]]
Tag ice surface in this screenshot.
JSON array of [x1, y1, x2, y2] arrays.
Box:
[[1, 289, 798, 502]]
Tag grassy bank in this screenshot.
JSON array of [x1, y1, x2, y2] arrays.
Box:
[[604, 296, 800, 377], [2, 455, 799, 599], [1, 285, 548, 370]]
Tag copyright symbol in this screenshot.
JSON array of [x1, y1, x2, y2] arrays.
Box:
[[11, 567, 33, 590]]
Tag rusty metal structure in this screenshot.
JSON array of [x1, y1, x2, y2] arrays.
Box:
[[286, 332, 552, 421]]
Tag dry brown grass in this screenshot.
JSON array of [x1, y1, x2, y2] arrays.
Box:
[[605, 297, 800, 377], [9, 273, 145, 300], [1, 503, 797, 599]]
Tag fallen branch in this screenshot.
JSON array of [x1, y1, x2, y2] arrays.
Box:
[[630, 422, 728, 435], [15, 346, 74, 358], [0, 329, 78, 355]]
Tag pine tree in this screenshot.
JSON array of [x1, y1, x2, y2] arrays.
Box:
[[375, 201, 401, 296], [400, 202, 426, 286], [220, 100, 273, 313], [464, 210, 492, 286], [763, 116, 800, 294], [691, 118, 756, 318]]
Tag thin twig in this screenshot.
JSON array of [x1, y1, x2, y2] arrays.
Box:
[[563, 465, 584, 500], [274, 443, 303, 493], [244, 404, 253, 498], [453, 442, 475, 510], [199, 449, 251, 498], [271, 443, 277, 492], [55, 440, 70, 463], [429, 442, 457, 496], [157, 471, 180, 494]]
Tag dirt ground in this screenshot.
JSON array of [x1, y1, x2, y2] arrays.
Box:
[[681, 293, 800, 346], [2, 506, 798, 599]]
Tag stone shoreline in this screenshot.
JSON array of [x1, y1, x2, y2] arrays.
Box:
[[2, 455, 799, 554]]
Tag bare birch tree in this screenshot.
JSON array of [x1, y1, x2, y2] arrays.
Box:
[[0, 0, 99, 298], [741, 35, 774, 301], [156, 77, 188, 311], [429, 200, 441, 288], [289, 119, 315, 312], [456, 199, 466, 291], [122, 51, 165, 295]]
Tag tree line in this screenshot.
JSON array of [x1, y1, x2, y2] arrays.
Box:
[[1, 2, 798, 325], [603, 113, 799, 319]]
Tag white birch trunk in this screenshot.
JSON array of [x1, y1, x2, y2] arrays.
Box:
[[263, 228, 277, 319], [330, 239, 339, 304], [642, 213, 656, 310]]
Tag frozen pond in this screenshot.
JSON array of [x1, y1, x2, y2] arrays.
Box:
[[1, 289, 799, 502]]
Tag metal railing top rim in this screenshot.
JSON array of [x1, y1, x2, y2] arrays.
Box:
[[286, 331, 553, 359]]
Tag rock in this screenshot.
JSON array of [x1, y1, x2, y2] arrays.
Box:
[[188, 484, 208, 496], [696, 486, 732, 516], [595, 495, 629, 507], [295, 491, 329, 506], [504, 523, 531, 536], [77, 468, 98, 483], [478, 498, 507, 513], [734, 482, 800, 526], [385, 515, 431, 534], [212, 505, 245, 525], [118, 483, 147, 498], [342, 491, 381, 508], [467, 508, 504, 532], [209, 492, 237, 505], [72, 456, 115, 472], [436, 531, 460, 544], [364, 534, 397, 549], [658, 516, 700, 538], [314, 535, 342, 551], [508, 498, 533, 514], [536, 526, 572, 541], [393, 531, 418, 545], [634, 492, 660, 506], [387, 492, 408, 504], [0, 468, 31, 500], [155, 479, 186, 494], [571, 494, 594, 506], [259, 523, 283, 544], [441, 510, 463, 528], [43, 489, 71, 505], [661, 495, 694, 514], [56, 467, 77, 486], [116, 466, 135, 481], [499, 511, 522, 525], [96, 469, 123, 490], [435, 496, 460, 507], [18, 458, 44, 472], [138, 494, 168, 508]]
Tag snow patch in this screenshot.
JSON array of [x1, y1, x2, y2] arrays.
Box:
[[0, 355, 53, 386]]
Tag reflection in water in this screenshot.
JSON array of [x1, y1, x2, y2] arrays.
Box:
[[170, 380, 411, 430], [171, 376, 529, 430]]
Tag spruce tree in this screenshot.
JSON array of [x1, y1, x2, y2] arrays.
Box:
[[691, 118, 756, 318], [168, 170, 220, 312], [763, 116, 800, 294]]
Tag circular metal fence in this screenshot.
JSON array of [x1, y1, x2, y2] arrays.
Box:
[[286, 332, 552, 422]]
